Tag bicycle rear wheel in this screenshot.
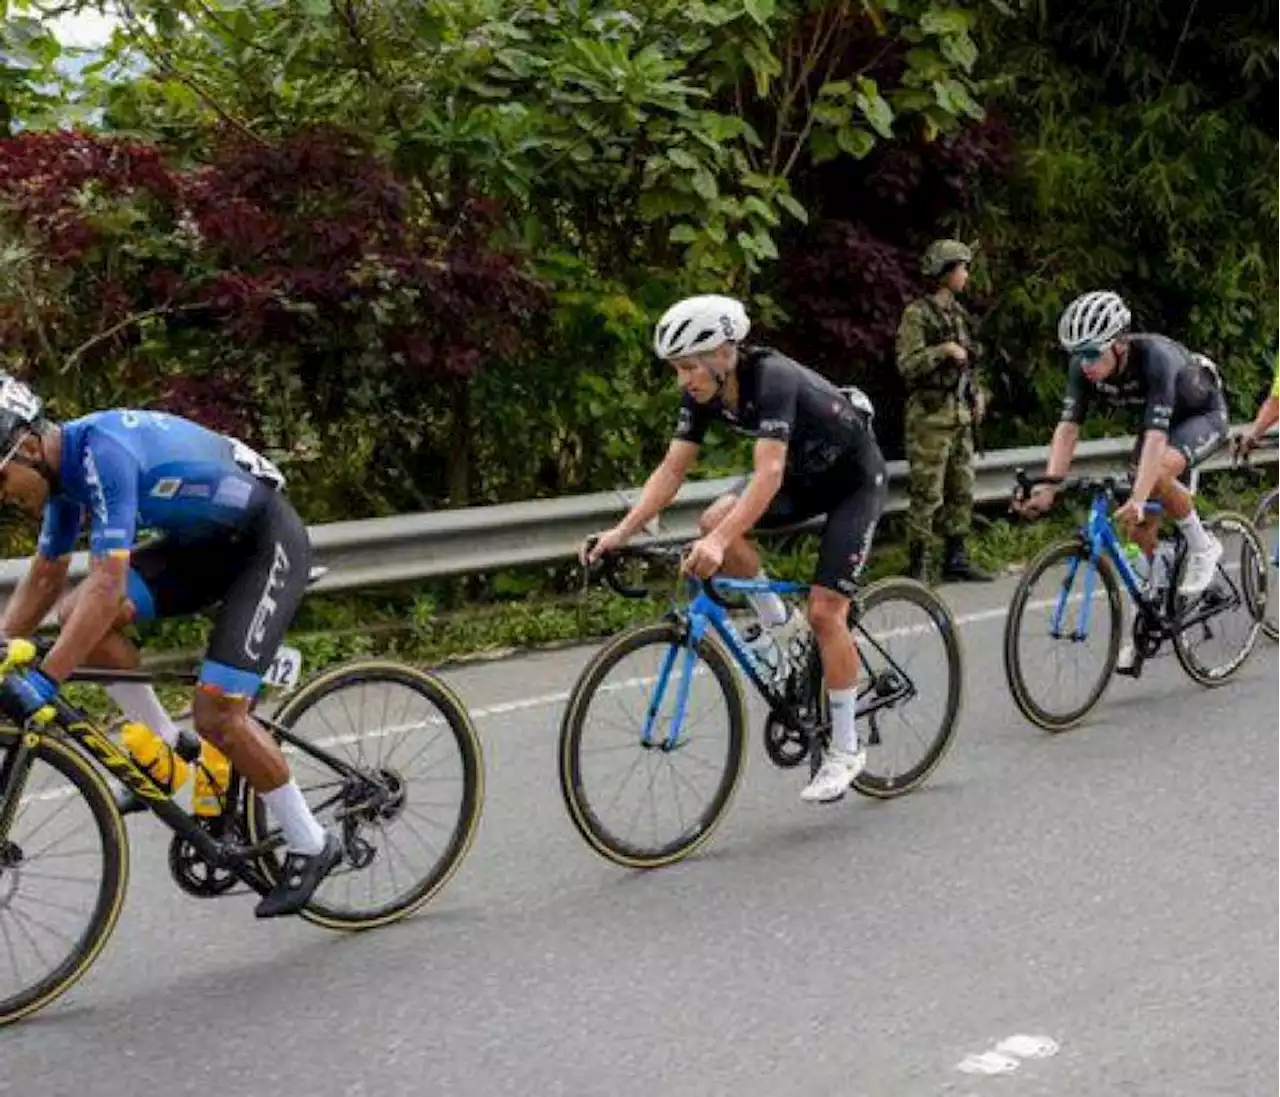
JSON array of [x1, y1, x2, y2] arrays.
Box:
[[1172, 511, 1266, 685], [558, 622, 747, 869], [0, 730, 128, 1027], [1003, 539, 1123, 731], [839, 578, 963, 798], [247, 661, 484, 930]]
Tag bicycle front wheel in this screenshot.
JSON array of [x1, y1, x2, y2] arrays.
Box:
[[0, 730, 128, 1027], [1172, 511, 1266, 686], [558, 622, 747, 869], [247, 661, 484, 930], [1253, 487, 1278, 641], [1003, 539, 1123, 731]]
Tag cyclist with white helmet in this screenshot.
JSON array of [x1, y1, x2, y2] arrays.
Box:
[[1015, 290, 1229, 596], [0, 372, 339, 917], [583, 295, 887, 803]]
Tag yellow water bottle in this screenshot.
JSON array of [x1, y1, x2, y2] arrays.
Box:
[[122, 723, 191, 793], [193, 741, 231, 818]]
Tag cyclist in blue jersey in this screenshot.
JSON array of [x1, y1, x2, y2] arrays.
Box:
[[0, 373, 339, 918]]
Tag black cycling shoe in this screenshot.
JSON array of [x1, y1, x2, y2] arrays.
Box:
[[254, 833, 343, 919], [115, 728, 203, 815]]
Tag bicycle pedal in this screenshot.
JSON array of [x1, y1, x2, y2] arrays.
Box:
[[1114, 661, 1143, 679]]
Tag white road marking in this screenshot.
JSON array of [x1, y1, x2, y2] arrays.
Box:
[[957, 1051, 1020, 1075], [956, 1033, 1061, 1076], [995, 1034, 1060, 1059]]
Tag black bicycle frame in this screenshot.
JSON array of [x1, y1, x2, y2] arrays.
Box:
[[0, 673, 369, 895]]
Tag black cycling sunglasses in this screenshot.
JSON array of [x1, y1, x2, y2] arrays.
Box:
[[1069, 343, 1108, 369]]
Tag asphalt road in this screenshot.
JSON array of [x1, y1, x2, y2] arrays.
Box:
[[2, 576, 1276, 1097]]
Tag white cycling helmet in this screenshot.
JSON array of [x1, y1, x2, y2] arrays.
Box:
[[653, 294, 750, 360], [1057, 290, 1131, 353], [0, 372, 43, 454]]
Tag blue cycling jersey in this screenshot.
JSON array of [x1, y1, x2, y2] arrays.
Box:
[[37, 410, 284, 559]]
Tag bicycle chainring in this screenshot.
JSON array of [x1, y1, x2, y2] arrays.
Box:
[[763, 714, 809, 768], [168, 820, 241, 898]]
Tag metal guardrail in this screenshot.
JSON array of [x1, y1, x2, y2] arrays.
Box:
[[0, 430, 1273, 599]]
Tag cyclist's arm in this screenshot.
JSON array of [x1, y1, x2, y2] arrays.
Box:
[[1248, 365, 1280, 440], [1044, 421, 1079, 479], [0, 555, 70, 638], [1130, 430, 1168, 504], [708, 437, 786, 546], [614, 440, 699, 539], [40, 439, 138, 682], [1, 499, 82, 637], [1244, 388, 1279, 445]]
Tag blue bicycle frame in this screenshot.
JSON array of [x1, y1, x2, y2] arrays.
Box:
[[642, 576, 808, 751], [1050, 494, 1163, 641]]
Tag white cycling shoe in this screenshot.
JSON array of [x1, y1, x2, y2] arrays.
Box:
[[1179, 536, 1222, 596], [800, 746, 867, 804]]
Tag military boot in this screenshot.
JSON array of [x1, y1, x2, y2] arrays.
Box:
[[940, 536, 993, 582]]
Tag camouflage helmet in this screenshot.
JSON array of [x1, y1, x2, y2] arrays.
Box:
[[922, 239, 972, 278]]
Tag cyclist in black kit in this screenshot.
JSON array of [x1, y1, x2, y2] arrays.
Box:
[[1015, 290, 1228, 596], [583, 295, 887, 803]]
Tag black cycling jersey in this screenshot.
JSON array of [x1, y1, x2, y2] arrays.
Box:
[[1060, 333, 1221, 434], [673, 346, 873, 482]]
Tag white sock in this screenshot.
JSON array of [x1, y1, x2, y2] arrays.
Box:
[[260, 780, 327, 855], [748, 572, 789, 629], [1176, 511, 1212, 553], [107, 682, 181, 747], [828, 687, 860, 755]]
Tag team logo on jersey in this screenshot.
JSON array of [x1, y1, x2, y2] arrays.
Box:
[[82, 449, 109, 523], [149, 478, 182, 499], [245, 542, 291, 662], [213, 476, 253, 510]]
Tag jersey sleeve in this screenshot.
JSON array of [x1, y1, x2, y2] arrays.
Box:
[[753, 359, 799, 442], [36, 499, 84, 559], [1271, 365, 1278, 400], [1138, 344, 1177, 433], [672, 393, 710, 445], [1059, 359, 1090, 424], [80, 432, 140, 556]]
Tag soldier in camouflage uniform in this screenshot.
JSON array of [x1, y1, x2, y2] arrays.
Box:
[[895, 239, 992, 583]]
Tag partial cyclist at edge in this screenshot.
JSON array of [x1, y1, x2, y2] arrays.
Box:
[[583, 295, 888, 804], [0, 372, 339, 918], [1014, 291, 1231, 605]]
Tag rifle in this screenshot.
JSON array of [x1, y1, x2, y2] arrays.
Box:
[[957, 365, 984, 456]]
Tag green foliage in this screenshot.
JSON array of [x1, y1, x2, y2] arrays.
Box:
[[0, 6, 66, 133], [960, 0, 1278, 443]]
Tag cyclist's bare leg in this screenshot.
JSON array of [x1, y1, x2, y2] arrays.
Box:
[[1150, 449, 1193, 521], [807, 585, 859, 691], [191, 687, 289, 791], [1124, 449, 1193, 556]]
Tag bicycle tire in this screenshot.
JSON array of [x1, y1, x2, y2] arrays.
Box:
[[0, 730, 128, 1027], [246, 661, 484, 930], [836, 578, 964, 799], [558, 622, 747, 869], [1252, 487, 1278, 641], [1003, 539, 1123, 732], [1172, 511, 1266, 686]]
